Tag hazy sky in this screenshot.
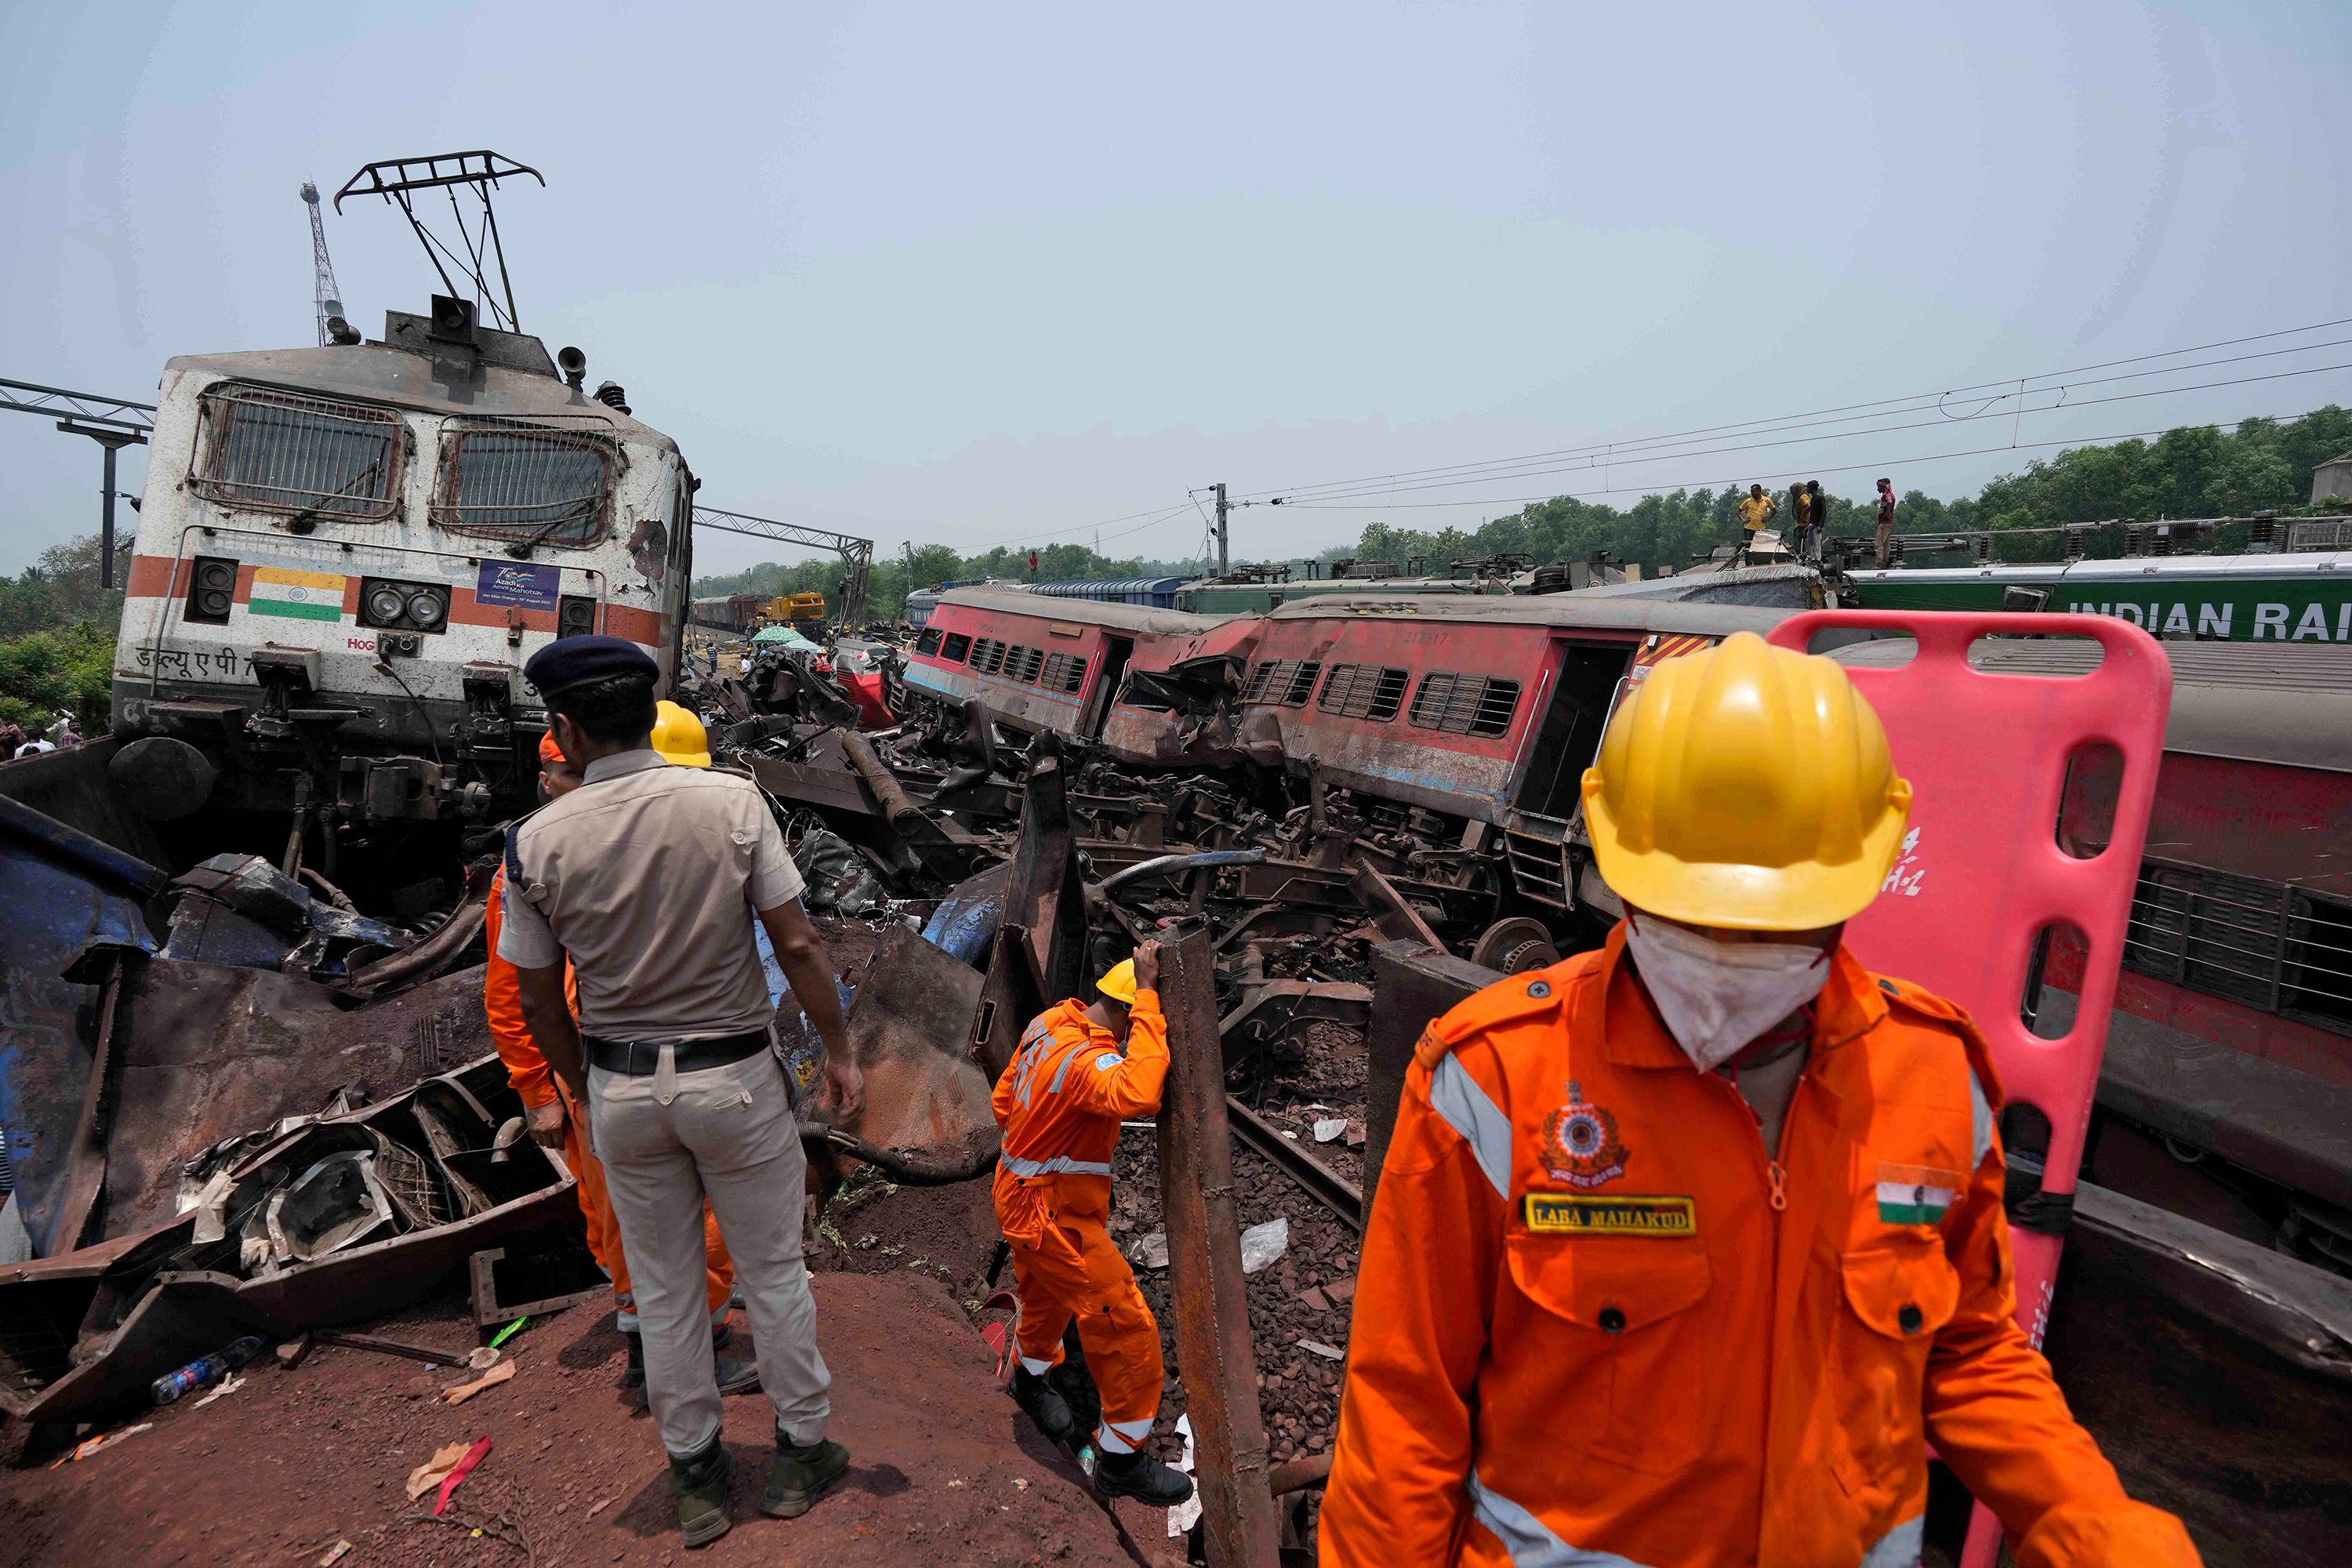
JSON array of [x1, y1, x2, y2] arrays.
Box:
[[5, 1, 2348, 578]]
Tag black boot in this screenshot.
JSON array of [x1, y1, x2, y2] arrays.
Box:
[[669, 1434, 735, 1548], [760, 1429, 851, 1519], [1011, 1366, 1075, 1443], [1093, 1446, 1194, 1504], [622, 1332, 645, 1392]]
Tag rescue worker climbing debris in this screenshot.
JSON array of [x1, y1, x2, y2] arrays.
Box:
[[500, 637, 864, 1549], [483, 723, 750, 1399], [1322, 631, 2199, 1568], [993, 942, 1196, 1507]]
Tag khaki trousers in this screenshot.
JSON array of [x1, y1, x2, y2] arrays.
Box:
[[588, 1047, 830, 1457]]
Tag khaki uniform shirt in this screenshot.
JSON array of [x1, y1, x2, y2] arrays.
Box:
[[495, 750, 805, 1044]]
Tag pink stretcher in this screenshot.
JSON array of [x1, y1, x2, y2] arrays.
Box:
[[1769, 609, 2172, 1566]]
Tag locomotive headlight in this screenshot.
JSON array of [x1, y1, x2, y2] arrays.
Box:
[[359, 576, 452, 634], [187, 557, 240, 624]]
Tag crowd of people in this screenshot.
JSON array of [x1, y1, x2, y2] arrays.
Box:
[[1, 714, 83, 759]]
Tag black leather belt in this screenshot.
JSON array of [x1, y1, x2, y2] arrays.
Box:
[[583, 1029, 768, 1076]]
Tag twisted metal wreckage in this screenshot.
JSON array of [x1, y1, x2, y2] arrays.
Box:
[[3, 606, 2350, 1565]]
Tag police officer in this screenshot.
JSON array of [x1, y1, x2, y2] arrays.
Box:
[[500, 637, 864, 1549], [1322, 633, 2198, 1567]]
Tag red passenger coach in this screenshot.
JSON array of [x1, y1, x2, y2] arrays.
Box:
[[904, 588, 1228, 756], [1231, 595, 1791, 915]]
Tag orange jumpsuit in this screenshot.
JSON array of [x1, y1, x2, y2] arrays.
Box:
[[991, 992, 1171, 1454], [1323, 926, 2200, 1568], [484, 867, 734, 1330]]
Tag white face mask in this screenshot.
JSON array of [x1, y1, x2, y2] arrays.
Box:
[[1623, 914, 1832, 1073]]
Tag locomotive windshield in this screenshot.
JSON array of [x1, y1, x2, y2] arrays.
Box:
[[434, 423, 615, 545], [191, 385, 403, 521]]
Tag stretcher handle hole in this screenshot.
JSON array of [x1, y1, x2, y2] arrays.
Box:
[[2053, 743, 2123, 862], [1963, 630, 2108, 677], [2019, 921, 2089, 1041]]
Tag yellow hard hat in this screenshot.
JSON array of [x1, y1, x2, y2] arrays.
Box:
[[651, 700, 712, 768], [1096, 959, 1138, 1007], [1580, 631, 1911, 931]]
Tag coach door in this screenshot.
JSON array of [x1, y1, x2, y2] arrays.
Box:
[[1513, 641, 1632, 820], [1083, 636, 1134, 738]]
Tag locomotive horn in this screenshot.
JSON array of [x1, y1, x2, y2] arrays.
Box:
[[557, 345, 586, 388]]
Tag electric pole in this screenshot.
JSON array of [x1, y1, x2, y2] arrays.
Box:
[[1213, 483, 1229, 575], [301, 182, 347, 347]]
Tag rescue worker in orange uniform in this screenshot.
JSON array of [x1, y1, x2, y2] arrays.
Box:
[[992, 943, 1195, 1506], [1323, 633, 2200, 1568], [484, 709, 752, 1398]]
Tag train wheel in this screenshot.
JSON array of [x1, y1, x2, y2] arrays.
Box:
[[1472, 917, 1561, 975]]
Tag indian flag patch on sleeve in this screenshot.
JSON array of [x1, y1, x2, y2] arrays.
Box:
[[247, 567, 347, 622], [1875, 1163, 1965, 1225]]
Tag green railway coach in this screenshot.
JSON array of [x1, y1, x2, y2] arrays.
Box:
[[1845, 548, 2352, 642]]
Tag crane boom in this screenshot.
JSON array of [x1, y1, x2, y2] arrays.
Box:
[[299, 182, 345, 347]]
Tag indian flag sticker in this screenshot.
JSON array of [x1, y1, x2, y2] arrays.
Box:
[[247, 566, 347, 622], [1875, 1163, 1964, 1226]]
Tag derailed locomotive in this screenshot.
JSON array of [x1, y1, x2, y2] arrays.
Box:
[[110, 301, 693, 891]]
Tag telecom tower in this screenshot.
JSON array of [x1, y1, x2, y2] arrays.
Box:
[[299, 181, 345, 347]]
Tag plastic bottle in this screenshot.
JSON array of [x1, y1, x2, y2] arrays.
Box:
[[151, 1335, 267, 1405]]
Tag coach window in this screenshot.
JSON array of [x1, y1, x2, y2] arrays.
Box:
[[1410, 672, 1522, 737], [940, 631, 972, 662], [1006, 644, 1044, 683], [1318, 663, 1409, 721], [191, 384, 405, 522], [914, 627, 943, 657], [1041, 652, 1088, 693], [1243, 659, 1322, 706]]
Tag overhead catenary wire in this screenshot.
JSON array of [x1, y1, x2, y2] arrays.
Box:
[[1265, 358, 2352, 509], [1266, 405, 2348, 511], [1237, 314, 2352, 506]]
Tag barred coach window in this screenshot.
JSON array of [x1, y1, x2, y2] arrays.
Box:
[[1409, 672, 1522, 737], [191, 385, 403, 521]]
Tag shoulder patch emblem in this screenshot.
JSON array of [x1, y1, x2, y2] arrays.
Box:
[[1541, 1081, 1628, 1190]]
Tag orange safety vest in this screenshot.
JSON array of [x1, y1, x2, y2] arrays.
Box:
[[989, 994, 1169, 1229], [483, 866, 577, 1108], [1323, 925, 2198, 1568]]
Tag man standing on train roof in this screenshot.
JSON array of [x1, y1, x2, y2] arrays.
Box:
[[500, 636, 864, 1549], [1877, 475, 1901, 568], [1736, 483, 1777, 564], [1321, 632, 2199, 1568], [485, 726, 751, 1403], [993, 942, 1196, 1507]]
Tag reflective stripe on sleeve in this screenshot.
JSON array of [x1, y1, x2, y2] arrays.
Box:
[[999, 1153, 1113, 1178], [1969, 1070, 1994, 1169], [1859, 1514, 1924, 1568], [1428, 1053, 1513, 1199], [1465, 1473, 1656, 1567]]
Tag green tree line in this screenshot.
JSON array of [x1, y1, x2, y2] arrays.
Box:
[[0, 535, 123, 733], [693, 543, 1213, 619]]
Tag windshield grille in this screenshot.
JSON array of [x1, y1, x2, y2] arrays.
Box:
[[434, 426, 615, 545], [191, 387, 402, 521]]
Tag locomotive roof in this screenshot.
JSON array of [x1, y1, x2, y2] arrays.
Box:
[[938, 586, 1225, 635], [1828, 636, 2352, 774], [162, 333, 678, 454]]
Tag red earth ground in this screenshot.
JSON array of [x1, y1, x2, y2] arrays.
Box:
[[0, 1272, 1189, 1568]]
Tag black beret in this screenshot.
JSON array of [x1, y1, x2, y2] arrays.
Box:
[[524, 634, 659, 696]]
